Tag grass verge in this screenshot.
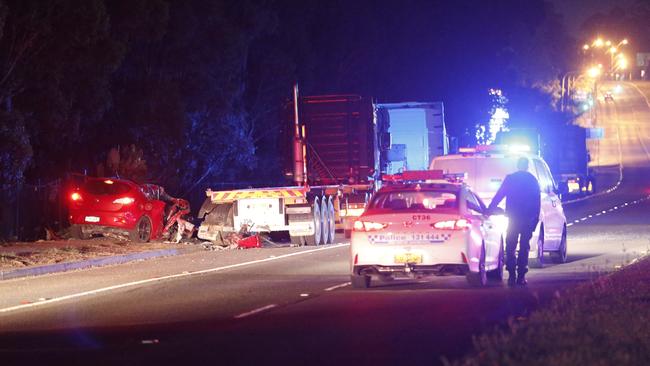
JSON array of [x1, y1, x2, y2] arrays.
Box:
[[449, 256, 650, 366]]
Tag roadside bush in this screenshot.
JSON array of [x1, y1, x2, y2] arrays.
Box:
[[450, 257, 650, 366]]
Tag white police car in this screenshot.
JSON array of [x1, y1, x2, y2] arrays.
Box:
[[430, 145, 568, 268], [350, 170, 507, 288]]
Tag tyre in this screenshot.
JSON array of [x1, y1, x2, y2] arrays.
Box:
[[344, 229, 352, 239], [351, 274, 371, 289], [466, 242, 487, 287], [487, 238, 504, 282], [320, 196, 330, 245], [530, 229, 545, 268], [551, 225, 568, 263], [326, 197, 336, 244], [129, 216, 152, 243], [304, 199, 321, 246], [70, 224, 90, 240]]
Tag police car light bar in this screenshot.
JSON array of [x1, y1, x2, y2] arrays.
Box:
[[382, 170, 445, 182], [382, 170, 467, 184]]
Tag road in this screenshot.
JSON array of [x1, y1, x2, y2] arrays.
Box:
[[1, 82, 650, 365]]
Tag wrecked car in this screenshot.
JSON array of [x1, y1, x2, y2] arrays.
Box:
[[67, 178, 193, 242]]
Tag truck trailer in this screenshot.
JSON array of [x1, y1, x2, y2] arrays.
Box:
[[197, 87, 446, 244]]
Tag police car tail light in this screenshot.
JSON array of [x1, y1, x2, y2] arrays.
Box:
[[432, 218, 471, 230], [353, 220, 388, 232]]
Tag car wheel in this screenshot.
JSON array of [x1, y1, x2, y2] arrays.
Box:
[[466, 242, 487, 287], [351, 274, 371, 289], [530, 229, 545, 268], [551, 225, 568, 263], [304, 199, 321, 246], [70, 225, 90, 240], [129, 216, 152, 243], [487, 238, 504, 282]]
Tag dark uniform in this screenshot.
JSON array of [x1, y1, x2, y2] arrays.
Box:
[[488, 169, 540, 282]]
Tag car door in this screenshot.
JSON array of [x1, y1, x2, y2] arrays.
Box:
[[464, 189, 499, 267], [533, 158, 565, 250]]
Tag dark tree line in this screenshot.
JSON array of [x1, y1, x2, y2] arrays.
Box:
[[3, 0, 645, 238]]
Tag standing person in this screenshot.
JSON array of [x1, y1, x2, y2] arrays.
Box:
[[488, 157, 541, 286]]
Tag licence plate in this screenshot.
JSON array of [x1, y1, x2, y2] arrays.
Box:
[[371, 232, 449, 244], [85, 216, 100, 223], [394, 253, 423, 264]]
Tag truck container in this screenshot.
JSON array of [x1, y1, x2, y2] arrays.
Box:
[[377, 102, 448, 174]]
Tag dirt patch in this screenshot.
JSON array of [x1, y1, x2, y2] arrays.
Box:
[[0, 238, 191, 270]]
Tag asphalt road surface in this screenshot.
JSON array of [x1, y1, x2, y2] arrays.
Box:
[[1, 82, 650, 365]]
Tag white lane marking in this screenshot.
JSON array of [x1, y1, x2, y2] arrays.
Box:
[[324, 282, 351, 292], [234, 304, 277, 319], [566, 223, 574, 227], [0, 243, 349, 314], [300, 293, 310, 297]]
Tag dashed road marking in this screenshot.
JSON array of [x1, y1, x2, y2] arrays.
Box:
[[234, 304, 277, 319], [324, 282, 351, 292], [568, 195, 650, 227]]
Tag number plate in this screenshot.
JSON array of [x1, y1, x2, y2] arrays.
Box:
[[370, 232, 450, 244], [394, 253, 423, 264], [84, 216, 100, 223]]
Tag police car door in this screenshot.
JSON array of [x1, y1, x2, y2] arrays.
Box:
[[465, 189, 499, 265], [533, 158, 564, 250]]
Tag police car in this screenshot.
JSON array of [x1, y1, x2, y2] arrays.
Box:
[[430, 145, 568, 268], [350, 170, 507, 288]]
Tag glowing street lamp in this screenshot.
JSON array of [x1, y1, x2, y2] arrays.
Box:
[[593, 38, 604, 47], [587, 66, 601, 78], [583, 44, 590, 51]]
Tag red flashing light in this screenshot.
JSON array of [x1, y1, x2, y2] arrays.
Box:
[[382, 170, 445, 182]]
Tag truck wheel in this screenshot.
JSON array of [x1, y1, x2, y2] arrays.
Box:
[[129, 216, 152, 243], [304, 199, 321, 246], [351, 274, 371, 289], [70, 225, 90, 240], [327, 197, 336, 243], [320, 196, 330, 245]]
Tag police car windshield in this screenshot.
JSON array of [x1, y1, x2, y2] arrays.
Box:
[[368, 190, 458, 212]]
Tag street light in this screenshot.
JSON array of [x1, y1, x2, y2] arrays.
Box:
[[587, 66, 601, 78], [583, 44, 590, 51], [593, 38, 604, 47]]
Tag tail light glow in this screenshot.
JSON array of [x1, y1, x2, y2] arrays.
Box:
[[113, 197, 135, 205], [433, 218, 471, 230], [353, 220, 388, 232], [70, 192, 82, 202]]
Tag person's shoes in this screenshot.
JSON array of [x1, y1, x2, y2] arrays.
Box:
[[507, 273, 517, 287], [516, 276, 528, 286]]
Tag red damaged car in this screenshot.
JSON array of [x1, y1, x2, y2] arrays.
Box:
[[68, 178, 191, 242]]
